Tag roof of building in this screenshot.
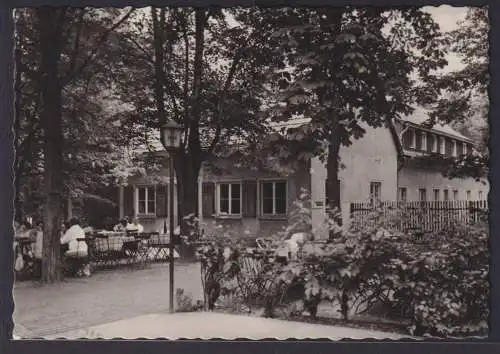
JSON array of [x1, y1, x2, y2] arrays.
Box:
[[398, 108, 473, 143]]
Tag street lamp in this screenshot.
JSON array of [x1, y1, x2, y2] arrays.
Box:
[[160, 120, 183, 313]]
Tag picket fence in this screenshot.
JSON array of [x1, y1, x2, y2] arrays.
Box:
[[350, 200, 489, 233]]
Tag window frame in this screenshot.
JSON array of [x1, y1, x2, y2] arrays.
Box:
[[398, 187, 407, 202], [136, 185, 157, 216], [443, 189, 449, 201], [453, 190, 459, 201], [431, 134, 438, 153], [421, 132, 427, 151], [260, 180, 288, 216], [409, 129, 416, 149], [418, 188, 427, 202], [370, 181, 382, 205], [433, 188, 440, 201], [216, 182, 243, 217], [466, 190, 471, 201], [439, 136, 446, 155]]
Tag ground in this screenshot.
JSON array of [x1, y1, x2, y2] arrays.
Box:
[[13, 262, 204, 338], [12, 261, 406, 339]]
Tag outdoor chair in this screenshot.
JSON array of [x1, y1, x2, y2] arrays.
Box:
[[93, 234, 125, 268], [148, 232, 172, 262], [61, 238, 89, 276], [133, 232, 153, 267]]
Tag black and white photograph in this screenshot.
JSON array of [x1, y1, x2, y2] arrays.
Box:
[[9, 4, 489, 340]]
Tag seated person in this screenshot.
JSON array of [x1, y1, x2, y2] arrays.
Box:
[[113, 217, 132, 232], [127, 217, 144, 234], [33, 221, 44, 260], [60, 217, 88, 258], [15, 221, 32, 239]]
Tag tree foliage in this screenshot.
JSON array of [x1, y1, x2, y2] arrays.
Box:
[[111, 8, 290, 238], [422, 7, 489, 178], [262, 7, 447, 214], [15, 8, 136, 221]]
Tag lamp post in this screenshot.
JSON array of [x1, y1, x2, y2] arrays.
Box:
[[160, 120, 183, 313]]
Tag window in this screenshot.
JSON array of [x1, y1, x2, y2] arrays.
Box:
[[398, 187, 407, 202], [443, 189, 449, 201], [433, 189, 440, 201], [453, 190, 459, 200], [261, 181, 287, 215], [466, 190, 471, 200], [410, 129, 416, 149], [479, 191, 484, 200], [431, 134, 438, 153], [421, 132, 427, 151], [439, 136, 445, 154], [452, 140, 458, 157], [415, 131, 422, 150], [137, 186, 156, 215], [419, 188, 427, 201], [217, 183, 241, 215], [370, 182, 382, 204], [462, 142, 467, 156]]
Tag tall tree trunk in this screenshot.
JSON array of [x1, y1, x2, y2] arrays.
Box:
[[175, 151, 201, 259], [326, 125, 343, 234], [37, 8, 66, 283], [14, 36, 23, 222]]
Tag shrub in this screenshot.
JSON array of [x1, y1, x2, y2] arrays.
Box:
[[194, 192, 488, 337]]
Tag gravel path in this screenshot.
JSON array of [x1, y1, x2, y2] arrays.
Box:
[[13, 262, 203, 338]]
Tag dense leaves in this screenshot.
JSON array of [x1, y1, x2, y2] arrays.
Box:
[[422, 7, 489, 178], [196, 192, 488, 337], [262, 7, 448, 212]]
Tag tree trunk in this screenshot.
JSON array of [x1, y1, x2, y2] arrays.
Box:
[[326, 126, 343, 239], [37, 8, 66, 283], [175, 152, 201, 259], [14, 30, 23, 222]]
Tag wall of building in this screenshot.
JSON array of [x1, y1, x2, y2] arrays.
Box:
[[309, 125, 399, 226], [398, 164, 489, 201], [339, 125, 399, 203], [200, 161, 311, 240]]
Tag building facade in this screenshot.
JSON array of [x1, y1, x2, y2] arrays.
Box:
[[113, 115, 488, 239]]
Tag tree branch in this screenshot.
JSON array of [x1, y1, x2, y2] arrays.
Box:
[[206, 30, 256, 155], [62, 8, 135, 86], [68, 9, 86, 75]]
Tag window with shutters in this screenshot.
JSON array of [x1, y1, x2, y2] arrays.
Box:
[[137, 186, 156, 215], [453, 190, 459, 200], [216, 182, 242, 216], [261, 181, 287, 216]]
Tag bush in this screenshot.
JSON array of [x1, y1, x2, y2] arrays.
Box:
[[194, 193, 488, 337]]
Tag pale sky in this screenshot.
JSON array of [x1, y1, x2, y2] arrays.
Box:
[[425, 5, 469, 72]]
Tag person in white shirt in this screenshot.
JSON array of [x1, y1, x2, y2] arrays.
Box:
[[33, 221, 44, 260], [114, 217, 133, 232], [60, 217, 88, 258], [127, 217, 144, 233]]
